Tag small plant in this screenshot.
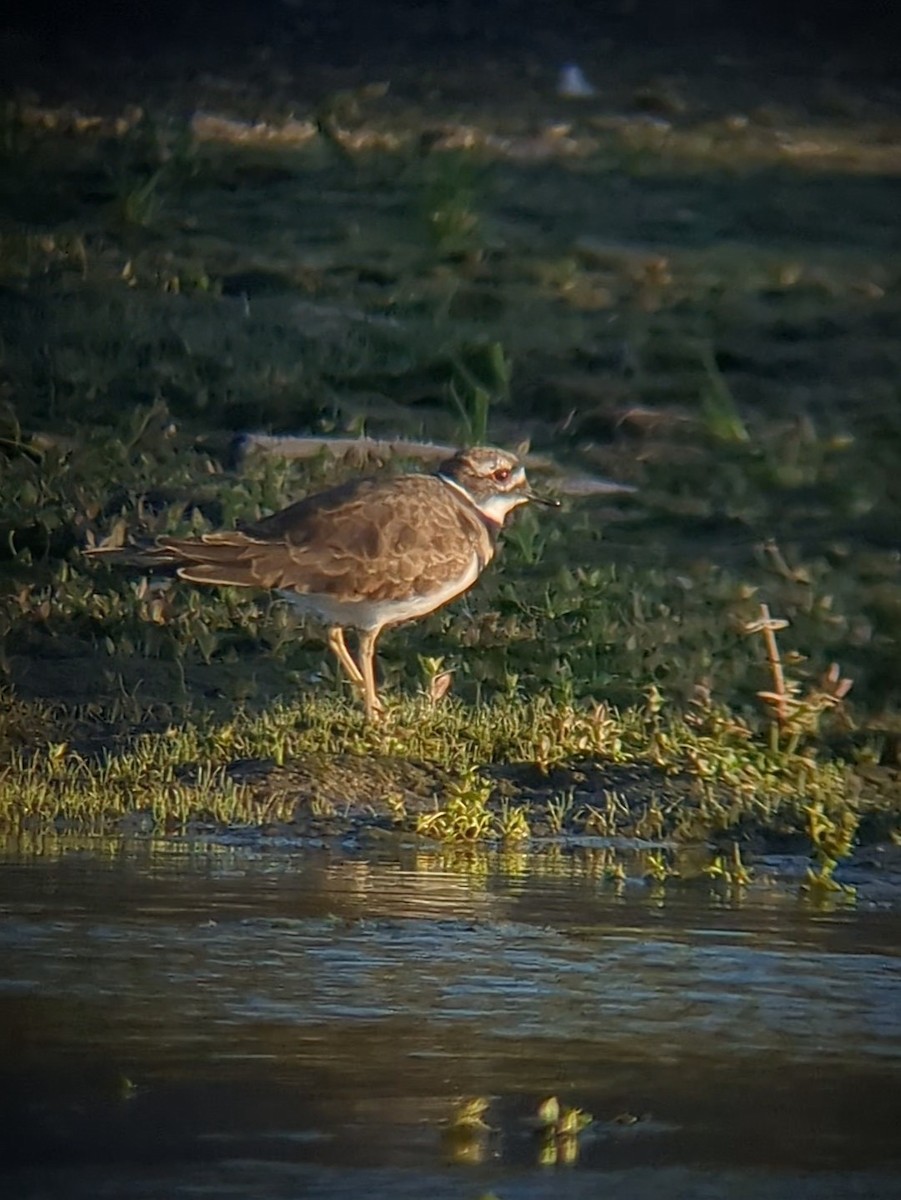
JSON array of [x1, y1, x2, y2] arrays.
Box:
[[742, 603, 853, 754], [448, 1096, 491, 1131], [309, 795, 336, 818], [704, 842, 753, 886], [503, 506, 550, 567], [416, 770, 494, 842], [803, 802, 857, 898], [495, 799, 531, 841], [581, 803, 613, 837], [115, 167, 165, 228], [443, 1096, 492, 1165], [107, 111, 198, 229], [447, 341, 511, 445], [545, 789, 575, 834], [421, 151, 482, 255], [384, 792, 407, 824], [697, 341, 749, 444], [643, 850, 679, 884], [532, 1096, 593, 1167], [418, 655, 454, 706], [602, 856, 627, 885]]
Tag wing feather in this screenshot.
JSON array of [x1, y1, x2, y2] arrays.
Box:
[[155, 474, 495, 603]]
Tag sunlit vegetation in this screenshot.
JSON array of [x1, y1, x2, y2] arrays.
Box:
[[1, 83, 900, 863]]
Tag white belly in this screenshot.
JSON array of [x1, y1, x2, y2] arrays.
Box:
[[278, 555, 482, 631]]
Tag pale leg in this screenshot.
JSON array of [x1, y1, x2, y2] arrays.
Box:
[[357, 628, 384, 720], [327, 626, 364, 687]]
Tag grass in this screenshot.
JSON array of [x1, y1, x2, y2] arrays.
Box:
[[1, 77, 900, 856], [0, 685, 887, 852]]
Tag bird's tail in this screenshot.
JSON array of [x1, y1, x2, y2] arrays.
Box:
[[83, 540, 182, 572], [85, 533, 265, 591]]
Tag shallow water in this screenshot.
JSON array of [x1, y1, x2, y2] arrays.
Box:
[[2, 836, 900, 1199]]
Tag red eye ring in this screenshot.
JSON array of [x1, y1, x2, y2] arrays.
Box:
[[493, 468, 511, 482]]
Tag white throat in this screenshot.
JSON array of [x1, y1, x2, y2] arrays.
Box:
[[438, 473, 529, 526]]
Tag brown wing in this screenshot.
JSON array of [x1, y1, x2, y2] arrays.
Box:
[[158, 474, 495, 603]]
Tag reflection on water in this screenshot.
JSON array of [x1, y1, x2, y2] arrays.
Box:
[[1, 835, 900, 1199]]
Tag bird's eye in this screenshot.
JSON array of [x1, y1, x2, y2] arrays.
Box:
[[493, 468, 511, 482]]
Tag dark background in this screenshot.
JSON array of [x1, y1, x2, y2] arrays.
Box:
[[2, 1, 899, 82]]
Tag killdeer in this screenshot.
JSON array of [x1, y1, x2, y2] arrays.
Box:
[[88, 447, 557, 719]]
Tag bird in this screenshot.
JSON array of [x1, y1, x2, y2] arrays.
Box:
[[87, 446, 558, 719]]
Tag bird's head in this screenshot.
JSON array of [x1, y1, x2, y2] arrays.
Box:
[[437, 446, 558, 526]]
